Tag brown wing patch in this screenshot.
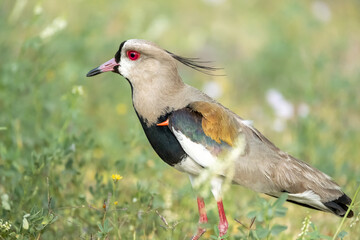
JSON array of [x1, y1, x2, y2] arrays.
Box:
[[189, 101, 239, 146]]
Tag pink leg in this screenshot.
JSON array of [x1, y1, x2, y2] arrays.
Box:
[[191, 197, 208, 240], [217, 199, 229, 237]]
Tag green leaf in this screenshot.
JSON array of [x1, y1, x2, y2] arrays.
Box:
[[275, 206, 288, 217], [307, 231, 332, 240], [319, 234, 332, 240], [104, 218, 109, 230], [247, 211, 258, 219], [35, 224, 45, 231], [255, 225, 270, 239], [338, 231, 348, 239], [271, 224, 287, 236], [97, 222, 104, 232], [273, 193, 288, 208], [213, 224, 219, 236]]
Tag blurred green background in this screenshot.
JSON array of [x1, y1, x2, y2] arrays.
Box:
[[1, 0, 359, 239]]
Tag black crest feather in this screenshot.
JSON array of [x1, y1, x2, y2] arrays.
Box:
[[166, 51, 223, 76]]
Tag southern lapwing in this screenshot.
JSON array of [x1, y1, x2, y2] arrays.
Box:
[[87, 39, 353, 239]]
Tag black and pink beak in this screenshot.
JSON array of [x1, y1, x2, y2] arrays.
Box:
[[86, 58, 120, 77]]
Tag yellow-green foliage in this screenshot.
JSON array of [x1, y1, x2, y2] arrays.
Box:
[[0, 0, 359, 239]]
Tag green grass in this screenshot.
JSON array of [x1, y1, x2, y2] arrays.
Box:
[[1, 0, 359, 239]]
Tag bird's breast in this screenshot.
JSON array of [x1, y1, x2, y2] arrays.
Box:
[[136, 113, 187, 166]]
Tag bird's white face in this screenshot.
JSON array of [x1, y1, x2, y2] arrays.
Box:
[[117, 41, 164, 84], [116, 41, 145, 79]]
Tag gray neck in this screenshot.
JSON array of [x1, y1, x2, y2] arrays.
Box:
[[132, 82, 212, 126]]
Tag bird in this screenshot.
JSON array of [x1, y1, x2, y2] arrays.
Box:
[[86, 39, 354, 239]]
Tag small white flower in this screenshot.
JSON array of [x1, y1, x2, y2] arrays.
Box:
[[203, 0, 226, 6], [40, 17, 67, 39], [71, 85, 84, 96], [273, 118, 286, 132], [266, 89, 295, 132], [298, 103, 310, 118], [312, 1, 331, 23], [0, 219, 12, 232], [266, 89, 294, 120], [350, 213, 359, 228], [69, 143, 76, 152], [34, 4, 43, 15], [22, 213, 30, 230], [298, 215, 312, 239]]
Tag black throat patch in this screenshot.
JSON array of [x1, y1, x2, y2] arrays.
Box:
[[135, 112, 187, 166]]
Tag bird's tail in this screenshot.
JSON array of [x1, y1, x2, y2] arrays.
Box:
[[268, 191, 354, 218], [322, 193, 354, 218]]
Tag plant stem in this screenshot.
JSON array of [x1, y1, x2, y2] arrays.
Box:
[[332, 184, 360, 240]]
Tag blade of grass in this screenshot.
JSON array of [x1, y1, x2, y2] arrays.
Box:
[[332, 184, 360, 240]]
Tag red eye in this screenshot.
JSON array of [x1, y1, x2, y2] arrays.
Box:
[[127, 50, 140, 61]]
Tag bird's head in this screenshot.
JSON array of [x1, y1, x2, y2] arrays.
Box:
[[86, 39, 219, 89], [86, 39, 184, 89]]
